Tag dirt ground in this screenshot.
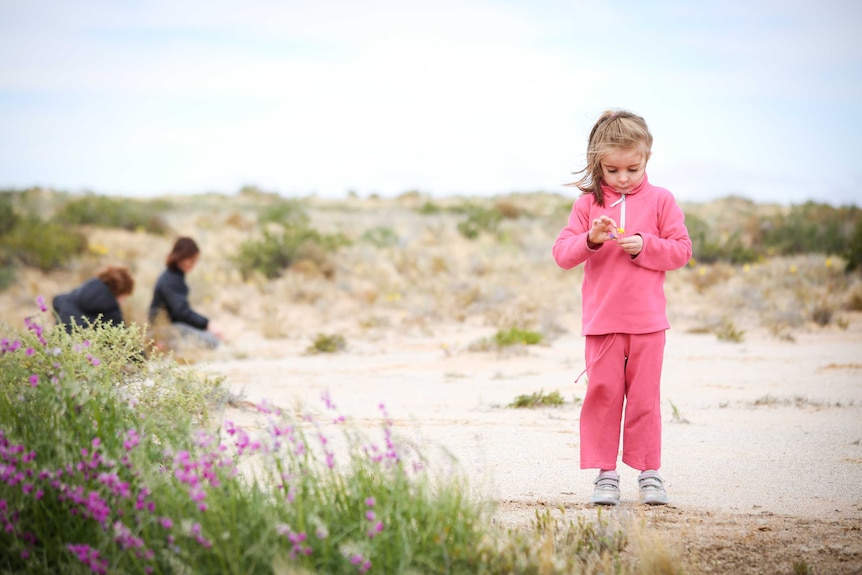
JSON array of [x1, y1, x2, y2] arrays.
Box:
[[202, 315, 862, 575]]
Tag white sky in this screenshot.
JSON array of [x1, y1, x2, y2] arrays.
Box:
[[1, 0, 860, 204]]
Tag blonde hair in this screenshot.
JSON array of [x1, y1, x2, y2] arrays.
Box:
[[569, 109, 653, 207]]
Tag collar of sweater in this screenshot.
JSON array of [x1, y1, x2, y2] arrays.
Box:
[[600, 172, 650, 202]]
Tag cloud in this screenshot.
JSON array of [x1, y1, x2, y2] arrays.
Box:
[[0, 0, 859, 203]]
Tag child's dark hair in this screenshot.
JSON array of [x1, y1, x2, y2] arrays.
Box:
[[97, 265, 135, 297], [166, 237, 200, 270], [569, 109, 653, 207]]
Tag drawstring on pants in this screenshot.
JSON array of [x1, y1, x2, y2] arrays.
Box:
[[574, 333, 618, 385]]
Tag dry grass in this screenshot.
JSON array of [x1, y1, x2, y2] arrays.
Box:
[[1, 194, 859, 356]]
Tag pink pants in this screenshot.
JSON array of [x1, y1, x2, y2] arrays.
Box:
[[579, 331, 665, 471]]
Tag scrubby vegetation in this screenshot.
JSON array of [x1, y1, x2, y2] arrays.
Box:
[[53, 194, 170, 235], [508, 389, 566, 408], [0, 304, 680, 573]]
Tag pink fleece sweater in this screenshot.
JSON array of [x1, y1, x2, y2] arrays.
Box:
[[552, 175, 692, 335]]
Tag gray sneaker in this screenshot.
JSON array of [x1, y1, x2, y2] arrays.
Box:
[[638, 470, 668, 505], [591, 472, 621, 505]]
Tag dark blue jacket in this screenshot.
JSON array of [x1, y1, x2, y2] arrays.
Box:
[[52, 278, 124, 333], [148, 268, 209, 330]]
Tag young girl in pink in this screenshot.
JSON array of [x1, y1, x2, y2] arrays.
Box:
[[552, 110, 692, 505]]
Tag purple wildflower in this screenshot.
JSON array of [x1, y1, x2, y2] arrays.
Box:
[[67, 543, 109, 575]]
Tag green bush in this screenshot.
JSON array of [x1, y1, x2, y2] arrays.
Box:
[[306, 332, 347, 354], [760, 202, 861, 256], [844, 219, 862, 273], [0, 217, 87, 270], [234, 225, 351, 280], [0, 301, 676, 574], [686, 213, 757, 264], [257, 198, 309, 227], [456, 205, 505, 239], [0, 193, 18, 236], [416, 201, 443, 215], [0, 307, 488, 573], [53, 194, 169, 234], [0, 264, 15, 291], [508, 389, 565, 408], [359, 226, 399, 248], [494, 327, 543, 347]]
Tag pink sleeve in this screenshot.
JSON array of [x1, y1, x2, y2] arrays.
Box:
[[631, 194, 692, 272], [552, 199, 599, 269]]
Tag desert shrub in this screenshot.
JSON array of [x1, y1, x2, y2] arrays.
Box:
[[306, 332, 347, 354], [257, 198, 309, 227], [686, 213, 757, 264], [716, 319, 745, 342], [469, 327, 544, 352], [456, 205, 504, 239], [0, 300, 680, 575], [0, 306, 487, 573], [233, 225, 350, 280], [0, 193, 18, 236], [810, 303, 834, 326], [53, 194, 169, 234], [760, 202, 861, 256], [493, 200, 522, 219], [0, 264, 15, 290], [844, 219, 862, 273], [0, 217, 87, 270], [360, 226, 399, 248], [508, 389, 565, 408], [494, 327, 543, 347], [417, 200, 443, 215]]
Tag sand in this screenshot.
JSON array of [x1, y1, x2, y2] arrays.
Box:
[[200, 316, 862, 574]]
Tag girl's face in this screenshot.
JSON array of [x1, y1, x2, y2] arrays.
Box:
[[600, 147, 648, 194], [177, 254, 199, 273]]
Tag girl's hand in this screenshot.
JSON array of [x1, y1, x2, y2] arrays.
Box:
[[617, 234, 643, 256], [588, 216, 618, 247]]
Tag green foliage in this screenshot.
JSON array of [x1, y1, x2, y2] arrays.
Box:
[[53, 194, 169, 234], [686, 213, 757, 264], [0, 265, 15, 291], [0, 302, 674, 575], [469, 327, 545, 352], [686, 200, 861, 265], [716, 319, 745, 343], [257, 198, 310, 227], [417, 200, 443, 214], [306, 332, 347, 354], [360, 226, 399, 248], [761, 202, 859, 256], [669, 400, 690, 424], [0, 217, 87, 270], [0, 193, 18, 236], [457, 205, 504, 239], [494, 327, 543, 347], [508, 389, 565, 408], [844, 219, 862, 272], [233, 225, 351, 280]]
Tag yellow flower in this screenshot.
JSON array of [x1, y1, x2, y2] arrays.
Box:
[[88, 243, 109, 256]]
